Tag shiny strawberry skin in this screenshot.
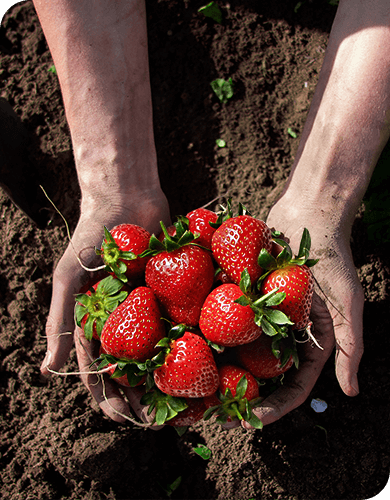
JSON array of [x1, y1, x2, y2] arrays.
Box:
[[218, 364, 259, 401], [199, 283, 263, 346], [261, 264, 314, 330], [237, 334, 294, 379], [153, 331, 219, 398], [100, 286, 166, 362], [145, 245, 214, 326], [186, 208, 218, 250], [211, 215, 272, 285]]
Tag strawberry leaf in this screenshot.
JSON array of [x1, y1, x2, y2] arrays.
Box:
[[203, 404, 221, 420], [265, 309, 294, 326], [234, 375, 248, 400], [259, 316, 279, 336], [263, 291, 286, 307], [239, 268, 252, 294], [298, 228, 311, 259], [235, 294, 251, 307], [246, 411, 263, 429], [257, 249, 277, 270]]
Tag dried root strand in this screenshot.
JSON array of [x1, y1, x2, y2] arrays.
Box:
[[40, 185, 106, 273]]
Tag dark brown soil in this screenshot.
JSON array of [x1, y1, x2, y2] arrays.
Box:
[[0, 1, 389, 499]]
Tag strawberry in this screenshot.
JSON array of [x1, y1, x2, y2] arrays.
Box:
[[144, 222, 214, 326], [185, 207, 218, 250], [237, 334, 295, 379], [261, 264, 314, 330], [199, 283, 263, 347], [153, 330, 219, 398], [218, 364, 259, 400], [75, 275, 129, 341], [211, 214, 272, 285], [96, 224, 151, 282], [203, 365, 263, 428], [258, 228, 317, 331], [100, 286, 166, 362]]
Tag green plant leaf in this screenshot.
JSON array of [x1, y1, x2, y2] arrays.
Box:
[[193, 444, 212, 460], [258, 248, 277, 270], [198, 1, 222, 24], [210, 77, 234, 103], [287, 127, 298, 138]]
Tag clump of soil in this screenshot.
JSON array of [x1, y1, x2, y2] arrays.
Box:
[[0, 1, 389, 499]]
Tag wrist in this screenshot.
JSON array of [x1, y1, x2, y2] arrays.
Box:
[[79, 183, 170, 236]]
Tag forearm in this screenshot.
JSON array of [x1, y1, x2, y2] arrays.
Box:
[[32, 0, 160, 210], [280, 0, 390, 232]]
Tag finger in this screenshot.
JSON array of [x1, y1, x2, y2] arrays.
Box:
[[221, 420, 241, 430], [74, 326, 132, 423], [333, 285, 365, 396], [243, 293, 335, 429], [41, 239, 103, 376], [242, 351, 328, 428], [41, 276, 76, 376]]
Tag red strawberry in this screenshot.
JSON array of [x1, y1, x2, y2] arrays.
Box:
[[211, 215, 272, 285], [185, 207, 218, 250], [258, 228, 317, 331], [153, 331, 219, 398], [100, 286, 166, 362], [218, 364, 259, 400], [261, 264, 314, 330], [145, 241, 214, 327], [203, 364, 263, 428], [96, 224, 151, 282], [237, 334, 295, 379], [199, 283, 263, 346], [166, 398, 207, 427], [75, 275, 129, 341]]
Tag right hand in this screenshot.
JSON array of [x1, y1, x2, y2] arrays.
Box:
[[41, 190, 171, 423]]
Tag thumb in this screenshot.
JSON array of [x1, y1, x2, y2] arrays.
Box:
[[333, 286, 364, 396]]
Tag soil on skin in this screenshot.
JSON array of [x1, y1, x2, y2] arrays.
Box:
[[1, 1, 389, 499]]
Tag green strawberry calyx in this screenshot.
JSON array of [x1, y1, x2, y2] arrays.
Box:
[[140, 388, 188, 426], [75, 275, 128, 341], [203, 375, 263, 429], [95, 226, 140, 282], [257, 227, 318, 282], [235, 268, 294, 338], [209, 197, 251, 229], [96, 323, 189, 391], [96, 353, 150, 387], [235, 269, 299, 369], [140, 219, 208, 257]]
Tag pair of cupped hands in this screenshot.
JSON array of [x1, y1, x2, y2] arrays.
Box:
[[41, 189, 363, 429]]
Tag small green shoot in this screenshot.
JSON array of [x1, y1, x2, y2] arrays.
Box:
[[216, 138, 226, 148], [48, 65, 57, 74], [287, 127, 298, 138], [211, 77, 234, 103], [162, 476, 182, 497], [193, 444, 212, 460], [198, 2, 222, 24]]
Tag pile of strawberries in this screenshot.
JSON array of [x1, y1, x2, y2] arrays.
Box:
[[75, 201, 317, 429]]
